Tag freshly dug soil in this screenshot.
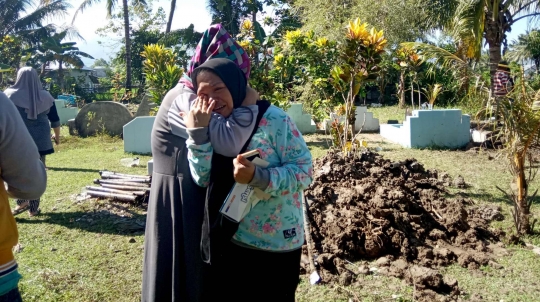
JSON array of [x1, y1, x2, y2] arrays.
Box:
[[303, 150, 504, 301]]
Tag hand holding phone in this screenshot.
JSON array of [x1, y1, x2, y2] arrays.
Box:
[[233, 151, 257, 184]]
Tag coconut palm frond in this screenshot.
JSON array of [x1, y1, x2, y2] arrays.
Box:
[[401, 42, 468, 70], [507, 0, 540, 23], [507, 30, 540, 68], [14, 0, 70, 33], [0, 0, 70, 38], [447, 0, 484, 60], [57, 25, 85, 41], [72, 0, 108, 23]]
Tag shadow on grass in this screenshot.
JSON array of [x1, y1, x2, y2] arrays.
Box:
[[15, 210, 146, 236], [47, 167, 102, 173]]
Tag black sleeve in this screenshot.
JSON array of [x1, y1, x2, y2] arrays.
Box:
[[47, 102, 60, 125]]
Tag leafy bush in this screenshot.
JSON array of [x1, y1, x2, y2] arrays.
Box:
[[330, 18, 387, 150], [141, 44, 183, 106]]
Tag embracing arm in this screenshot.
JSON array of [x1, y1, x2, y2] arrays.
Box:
[[208, 86, 259, 156], [209, 105, 258, 156], [249, 112, 313, 197], [168, 90, 195, 139]]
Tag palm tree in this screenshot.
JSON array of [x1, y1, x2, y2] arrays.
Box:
[[166, 0, 176, 33], [507, 30, 540, 73], [437, 0, 540, 93], [73, 0, 147, 91], [405, 0, 540, 96], [32, 30, 94, 87], [0, 0, 70, 38], [0, 0, 70, 85]]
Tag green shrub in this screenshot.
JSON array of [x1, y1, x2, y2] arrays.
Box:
[[141, 44, 183, 106]]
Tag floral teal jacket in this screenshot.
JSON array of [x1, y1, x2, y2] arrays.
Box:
[[186, 105, 313, 251]]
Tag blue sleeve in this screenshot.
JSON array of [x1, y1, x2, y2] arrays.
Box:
[[186, 139, 213, 187], [251, 109, 313, 197], [266, 117, 313, 197]]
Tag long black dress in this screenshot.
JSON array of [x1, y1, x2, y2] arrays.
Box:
[[141, 84, 211, 302]]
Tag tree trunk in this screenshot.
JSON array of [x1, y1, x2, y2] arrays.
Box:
[[410, 80, 414, 110], [485, 13, 503, 95], [252, 10, 259, 66], [58, 60, 64, 91], [515, 154, 531, 234], [417, 81, 421, 108], [123, 0, 132, 92], [399, 71, 405, 108], [166, 0, 177, 34], [378, 79, 386, 104], [41, 63, 46, 76]]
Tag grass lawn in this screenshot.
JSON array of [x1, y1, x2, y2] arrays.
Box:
[[12, 125, 540, 301]]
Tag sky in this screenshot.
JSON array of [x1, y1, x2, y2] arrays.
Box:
[[48, 1, 534, 66], [52, 0, 212, 65]]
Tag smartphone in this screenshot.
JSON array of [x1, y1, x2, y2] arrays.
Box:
[[240, 149, 269, 169]]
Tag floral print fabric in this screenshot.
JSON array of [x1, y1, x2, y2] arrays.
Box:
[[186, 105, 313, 251]]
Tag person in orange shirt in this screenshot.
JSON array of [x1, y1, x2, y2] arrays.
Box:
[[0, 91, 47, 301]]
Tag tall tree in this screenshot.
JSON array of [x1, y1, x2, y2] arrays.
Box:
[[73, 0, 147, 91], [166, 0, 176, 33], [207, 0, 245, 36], [436, 0, 540, 93], [0, 0, 70, 38], [507, 30, 540, 73], [292, 0, 445, 45], [98, 4, 201, 84]]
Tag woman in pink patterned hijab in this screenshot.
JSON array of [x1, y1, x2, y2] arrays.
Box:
[[142, 24, 258, 302], [179, 24, 251, 90]]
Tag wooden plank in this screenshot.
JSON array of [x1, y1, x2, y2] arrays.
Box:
[[85, 186, 146, 196], [86, 190, 139, 202], [100, 183, 150, 192], [100, 171, 151, 179], [94, 179, 150, 187]]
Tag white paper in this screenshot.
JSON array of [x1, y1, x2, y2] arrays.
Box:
[[220, 156, 270, 222], [220, 183, 256, 222], [309, 271, 321, 285]]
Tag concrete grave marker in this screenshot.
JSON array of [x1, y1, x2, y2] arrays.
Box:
[[325, 106, 380, 133], [286, 103, 316, 134], [380, 109, 470, 149], [75, 101, 133, 137], [123, 116, 155, 154], [55, 100, 79, 125], [354, 107, 380, 132]]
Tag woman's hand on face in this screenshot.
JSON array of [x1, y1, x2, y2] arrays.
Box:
[[185, 95, 215, 128], [233, 155, 255, 184], [241, 86, 259, 106]]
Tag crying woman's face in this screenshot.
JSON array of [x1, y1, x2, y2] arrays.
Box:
[[196, 70, 234, 118]]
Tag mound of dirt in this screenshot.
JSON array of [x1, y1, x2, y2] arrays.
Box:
[[303, 151, 504, 301]]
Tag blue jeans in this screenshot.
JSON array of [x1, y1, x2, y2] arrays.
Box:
[[0, 288, 22, 302]]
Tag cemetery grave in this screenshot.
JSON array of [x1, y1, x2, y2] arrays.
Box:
[[302, 150, 506, 301]]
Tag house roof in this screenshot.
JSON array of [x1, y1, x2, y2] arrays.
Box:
[[46, 64, 94, 71]]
